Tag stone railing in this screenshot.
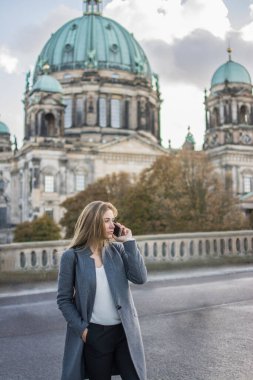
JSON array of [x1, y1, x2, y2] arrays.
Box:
[[0, 230, 253, 275], [136, 230, 253, 262]]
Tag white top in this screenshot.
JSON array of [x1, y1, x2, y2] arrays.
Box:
[[90, 265, 121, 325]]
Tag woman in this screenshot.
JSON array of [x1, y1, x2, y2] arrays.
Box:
[[57, 201, 147, 380]]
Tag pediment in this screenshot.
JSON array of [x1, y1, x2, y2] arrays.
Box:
[[95, 134, 168, 156]]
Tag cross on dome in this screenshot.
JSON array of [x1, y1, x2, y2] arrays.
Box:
[[83, 0, 103, 15], [227, 46, 232, 61]]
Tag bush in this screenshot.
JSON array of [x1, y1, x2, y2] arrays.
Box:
[[14, 214, 61, 242]]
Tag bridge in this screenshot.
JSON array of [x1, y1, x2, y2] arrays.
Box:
[[1, 230, 253, 282]]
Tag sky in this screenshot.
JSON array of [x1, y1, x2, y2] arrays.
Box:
[[1, 0, 253, 149]]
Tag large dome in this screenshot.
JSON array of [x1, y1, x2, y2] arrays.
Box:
[[211, 60, 251, 87], [34, 14, 152, 81]]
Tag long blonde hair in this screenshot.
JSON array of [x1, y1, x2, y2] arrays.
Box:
[[68, 201, 118, 249]]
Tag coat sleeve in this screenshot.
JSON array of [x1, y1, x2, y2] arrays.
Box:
[[57, 249, 88, 337], [117, 240, 147, 284]]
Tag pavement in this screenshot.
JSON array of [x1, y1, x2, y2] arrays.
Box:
[[1, 264, 253, 298]]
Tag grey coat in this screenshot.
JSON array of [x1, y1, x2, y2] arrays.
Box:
[[57, 240, 147, 380]]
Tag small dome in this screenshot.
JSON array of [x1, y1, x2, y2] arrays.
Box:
[[32, 74, 63, 94], [33, 14, 152, 81], [211, 60, 251, 87], [0, 121, 10, 134]]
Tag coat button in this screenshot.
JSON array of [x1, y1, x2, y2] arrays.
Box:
[[116, 305, 122, 310]]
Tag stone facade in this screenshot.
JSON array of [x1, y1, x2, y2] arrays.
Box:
[[204, 51, 253, 214], [0, 127, 12, 243], [10, 133, 167, 226], [0, 2, 166, 242]]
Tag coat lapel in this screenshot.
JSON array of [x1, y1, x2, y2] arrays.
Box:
[[103, 245, 118, 305], [75, 247, 96, 320]]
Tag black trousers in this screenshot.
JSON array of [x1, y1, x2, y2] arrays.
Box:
[[84, 322, 140, 380]]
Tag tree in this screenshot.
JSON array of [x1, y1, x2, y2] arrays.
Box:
[[14, 214, 61, 242], [60, 151, 249, 237], [124, 150, 249, 234], [60, 172, 135, 238], [13, 221, 33, 243]]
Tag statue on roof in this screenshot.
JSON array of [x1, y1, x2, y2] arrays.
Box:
[[135, 57, 144, 74], [25, 70, 31, 92], [182, 126, 195, 151], [85, 50, 97, 69]]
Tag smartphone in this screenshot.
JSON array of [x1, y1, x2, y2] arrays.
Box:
[[113, 223, 122, 237]]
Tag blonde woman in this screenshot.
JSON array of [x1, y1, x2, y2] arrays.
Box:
[[57, 201, 147, 380]]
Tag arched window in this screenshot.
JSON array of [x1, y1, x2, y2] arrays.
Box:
[[213, 108, 219, 127], [0, 207, 7, 228], [75, 174, 85, 191], [76, 97, 85, 127], [44, 113, 55, 136], [151, 108, 155, 135], [64, 98, 72, 128], [239, 105, 248, 124], [111, 99, 121, 128], [45, 175, 54, 193], [243, 175, 252, 193], [124, 99, 130, 129], [36, 111, 47, 136], [99, 97, 107, 127]]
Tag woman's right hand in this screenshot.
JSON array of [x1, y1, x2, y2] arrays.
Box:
[[82, 328, 88, 342]]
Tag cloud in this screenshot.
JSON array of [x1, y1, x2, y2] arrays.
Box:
[[241, 4, 253, 41], [142, 30, 226, 89], [103, 0, 253, 149], [8, 5, 80, 73], [0, 47, 18, 74], [160, 83, 205, 149], [104, 0, 231, 43]]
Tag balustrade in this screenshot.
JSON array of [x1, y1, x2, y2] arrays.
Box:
[[0, 231, 253, 273]]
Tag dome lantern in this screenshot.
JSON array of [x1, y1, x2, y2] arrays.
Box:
[[83, 0, 102, 15]]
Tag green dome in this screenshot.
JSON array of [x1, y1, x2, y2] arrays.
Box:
[[0, 121, 10, 134], [32, 74, 63, 93], [34, 14, 152, 81], [211, 60, 251, 87]]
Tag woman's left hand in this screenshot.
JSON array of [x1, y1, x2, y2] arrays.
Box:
[[113, 224, 133, 242]]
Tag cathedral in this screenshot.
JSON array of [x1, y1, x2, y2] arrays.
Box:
[[0, 0, 166, 243], [1, 1, 253, 243]]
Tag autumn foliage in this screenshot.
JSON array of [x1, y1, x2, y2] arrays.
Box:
[[60, 151, 249, 237]]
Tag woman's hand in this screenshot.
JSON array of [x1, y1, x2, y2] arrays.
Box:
[[81, 328, 88, 343], [113, 223, 133, 242]]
